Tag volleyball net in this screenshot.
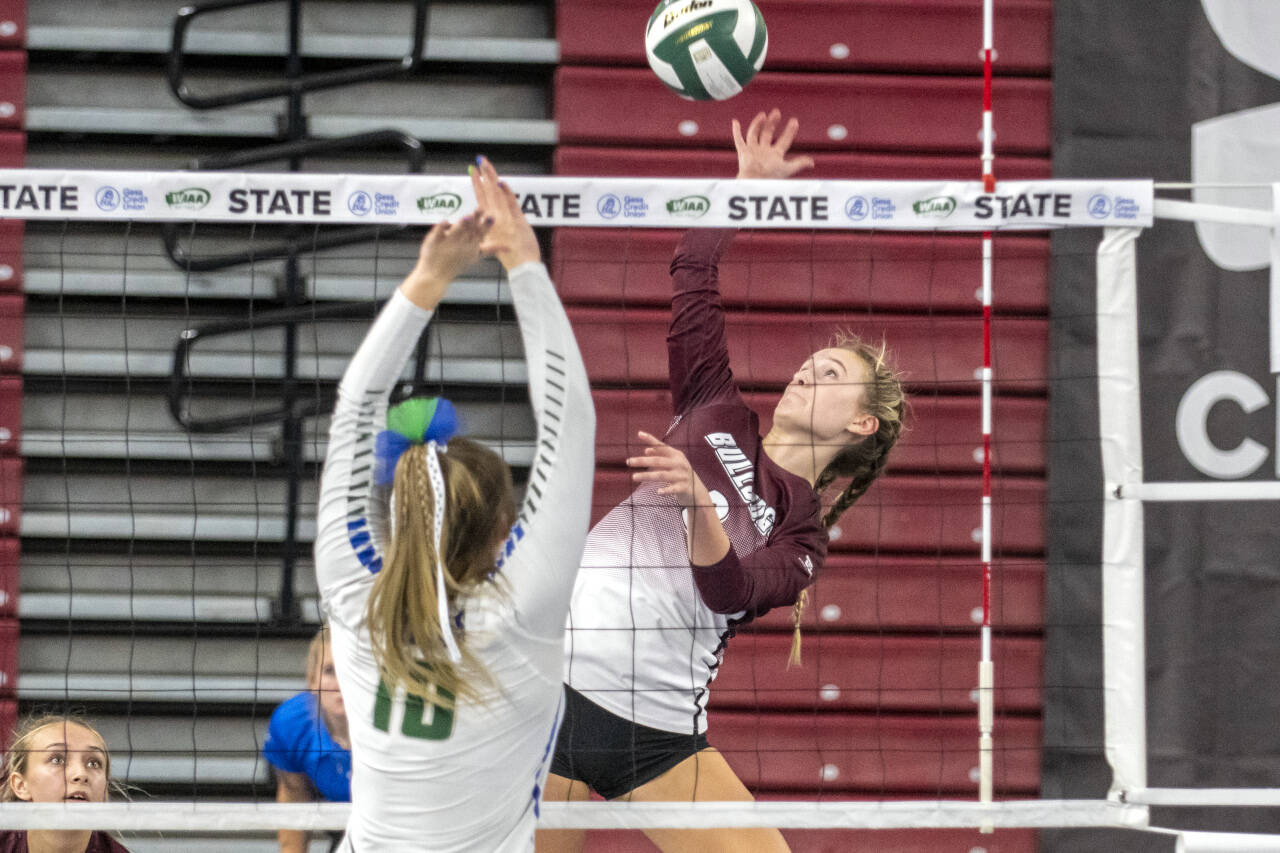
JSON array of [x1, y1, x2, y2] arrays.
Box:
[[1, 169, 1278, 851]]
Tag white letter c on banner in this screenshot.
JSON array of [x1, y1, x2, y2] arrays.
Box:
[[1175, 370, 1269, 479]]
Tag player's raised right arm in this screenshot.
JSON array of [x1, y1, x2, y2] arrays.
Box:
[[667, 111, 815, 414], [732, 108, 814, 180]]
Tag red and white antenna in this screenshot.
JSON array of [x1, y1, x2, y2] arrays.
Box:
[[978, 0, 997, 833]]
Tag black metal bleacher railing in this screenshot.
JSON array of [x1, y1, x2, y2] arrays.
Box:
[[163, 0, 431, 626], [17, 0, 553, 812]]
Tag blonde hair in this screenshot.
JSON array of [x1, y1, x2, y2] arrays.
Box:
[[304, 625, 329, 689], [790, 332, 906, 667], [366, 437, 515, 709], [814, 331, 906, 528], [3, 714, 118, 803]]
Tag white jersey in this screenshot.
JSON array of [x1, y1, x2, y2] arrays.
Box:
[[564, 477, 737, 734], [563, 402, 819, 736], [315, 263, 594, 853]]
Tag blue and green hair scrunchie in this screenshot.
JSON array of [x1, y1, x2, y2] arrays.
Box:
[[373, 396, 459, 486]]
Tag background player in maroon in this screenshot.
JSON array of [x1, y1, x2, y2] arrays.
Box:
[[0, 715, 131, 853]]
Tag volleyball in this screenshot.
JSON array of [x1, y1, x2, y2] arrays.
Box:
[[645, 0, 767, 101]]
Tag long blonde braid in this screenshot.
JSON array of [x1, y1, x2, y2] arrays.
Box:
[[789, 333, 906, 667]]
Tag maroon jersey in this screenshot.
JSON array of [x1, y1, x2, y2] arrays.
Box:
[[564, 228, 826, 734], [0, 830, 131, 852]]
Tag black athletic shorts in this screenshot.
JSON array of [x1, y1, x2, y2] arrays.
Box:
[[549, 685, 709, 800]]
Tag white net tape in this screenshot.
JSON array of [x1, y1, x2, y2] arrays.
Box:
[[0, 169, 1153, 229]]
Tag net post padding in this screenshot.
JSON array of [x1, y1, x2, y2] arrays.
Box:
[[1273, 183, 1280, 373], [1095, 225, 1148, 802], [0, 800, 1150, 832]]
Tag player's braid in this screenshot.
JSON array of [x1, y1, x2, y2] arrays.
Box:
[[410, 446, 446, 588], [815, 334, 906, 530], [786, 587, 810, 669], [790, 334, 905, 668], [368, 444, 455, 701], [819, 431, 897, 529]]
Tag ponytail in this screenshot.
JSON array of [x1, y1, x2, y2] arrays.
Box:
[[365, 437, 515, 708]]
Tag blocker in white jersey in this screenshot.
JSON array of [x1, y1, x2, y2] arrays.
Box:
[[316, 159, 594, 853]]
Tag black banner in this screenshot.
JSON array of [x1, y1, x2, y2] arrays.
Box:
[[1048, 1, 1280, 848]]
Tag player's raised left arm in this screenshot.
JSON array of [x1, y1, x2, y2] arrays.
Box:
[[471, 157, 596, 636]]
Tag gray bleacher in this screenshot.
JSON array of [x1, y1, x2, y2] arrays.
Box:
[[26, 0, 557, 144], [19, 0, 555, 836]]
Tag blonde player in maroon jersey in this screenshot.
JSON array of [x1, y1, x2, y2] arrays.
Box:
[[539, 111, 906, 853], [1, 715, 131, 853]]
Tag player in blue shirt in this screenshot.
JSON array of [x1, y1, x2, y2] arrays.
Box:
[[263, 627, 351, 852]]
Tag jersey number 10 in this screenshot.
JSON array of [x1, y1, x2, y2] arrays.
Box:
[[372, 679, 456, 740]]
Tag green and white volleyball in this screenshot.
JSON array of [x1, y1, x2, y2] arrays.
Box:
[[645, 0, 767, 101]]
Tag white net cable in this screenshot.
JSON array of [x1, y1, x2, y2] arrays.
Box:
[[0, 799, 1151, 832]]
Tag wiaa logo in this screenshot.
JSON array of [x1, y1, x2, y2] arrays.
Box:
[[666, 195, 710, 218], [165, 188, 211, 211], [911, 196, 956, 217], [417, 193, 462, 215]]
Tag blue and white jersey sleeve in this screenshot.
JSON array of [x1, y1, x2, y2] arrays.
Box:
[[496, 262, 596, 640], [315, 265, 595, 638], [314, 290, 430, 616]]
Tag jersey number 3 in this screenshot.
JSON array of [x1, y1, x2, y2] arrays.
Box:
[[372, 679, 455, 740]]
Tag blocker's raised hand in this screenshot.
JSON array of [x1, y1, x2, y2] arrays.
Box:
[[733, 108, 815, 180], [417, 214, 487, 280], [470, 155, 541, 270], [401, 213, 489, 310]]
